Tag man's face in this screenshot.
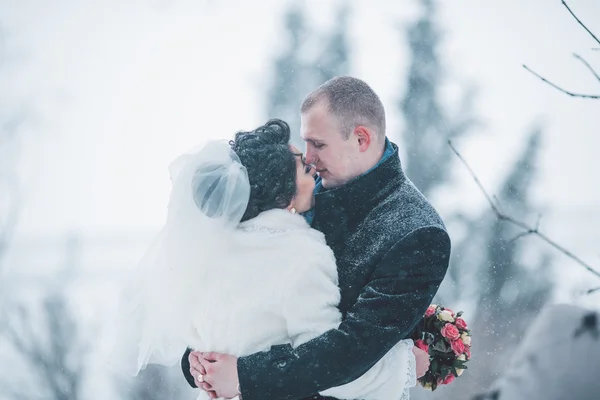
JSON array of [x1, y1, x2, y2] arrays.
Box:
[[300, 102, 360, 189]]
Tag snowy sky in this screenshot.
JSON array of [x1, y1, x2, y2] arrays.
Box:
[[2, 0, 599, 286]]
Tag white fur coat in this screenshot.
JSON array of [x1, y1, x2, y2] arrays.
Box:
[[158, 209, 415, 399]]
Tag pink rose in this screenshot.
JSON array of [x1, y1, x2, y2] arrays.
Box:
[[465, 346, 471, 360], [425, 305, 437, 317], [442, 373, 455, 385], [441, 323, 460, 341], [455, 318, 468, 330], [451, 338, 465, 356], [415, 339, 429, 353]]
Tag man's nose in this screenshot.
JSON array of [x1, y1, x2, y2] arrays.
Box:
[[305, 149, 318, 164]]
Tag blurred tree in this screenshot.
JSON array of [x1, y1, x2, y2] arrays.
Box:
[[398, 0, 477, 198], [464, 128, 553, 395], [266, 3, 310, 149], [398, 3, 553, 398], [314, 1, 350, 85], [397, 0, 479, 307], [477, 128, 552, 318], [0, 291, 89, 400], [267, 1, 350, 148]]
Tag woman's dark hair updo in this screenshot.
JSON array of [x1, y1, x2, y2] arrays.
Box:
[[229, 119, 297, 222]]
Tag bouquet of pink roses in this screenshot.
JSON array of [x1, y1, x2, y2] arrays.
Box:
[[411, 304, 471, 391]]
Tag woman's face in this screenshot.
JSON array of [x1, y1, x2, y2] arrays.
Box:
[[289, 145, 316, 213]]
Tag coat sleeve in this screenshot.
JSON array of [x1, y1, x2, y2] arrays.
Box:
[[181, 348, 196, 388], [236, 226, 450, 400]]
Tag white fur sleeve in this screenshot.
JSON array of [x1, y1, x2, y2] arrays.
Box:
[[282, 251, 342, 348]]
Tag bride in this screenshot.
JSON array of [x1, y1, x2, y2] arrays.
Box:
[[117, 119, 419, 399]]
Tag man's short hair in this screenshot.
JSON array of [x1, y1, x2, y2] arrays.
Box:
[[300, 76, 386, 140]]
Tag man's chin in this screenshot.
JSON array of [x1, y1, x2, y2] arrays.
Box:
[[319, 175, 349, 190], [319, 176, 338, 190]]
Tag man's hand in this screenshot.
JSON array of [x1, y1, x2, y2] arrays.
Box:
[[412, 345, 430, 379], [198, 352, 240, 399]]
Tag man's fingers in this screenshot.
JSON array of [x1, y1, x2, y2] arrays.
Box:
[[198, 358, 213, 374], [196, 361, 206, 375], [190, 356, 207, 375], [189, 351, 200, 364], [201, 351, 221, 361], [200, 382, 213, 391], [190, 350, 208, 373], [189, 355, 200, 368], [197, 359, 214, 384]]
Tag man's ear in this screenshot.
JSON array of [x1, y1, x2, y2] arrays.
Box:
[[355, 126, 372, 152]]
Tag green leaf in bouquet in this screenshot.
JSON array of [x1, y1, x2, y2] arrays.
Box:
[[440, 366, 450, 378], [430, 359, 439, 374], [451, 365, 459, 377], [429, 349, 448, 360], [456, 311, 464, 318], [432, 339, 450, 353]]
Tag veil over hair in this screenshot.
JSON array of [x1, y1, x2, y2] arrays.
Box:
[[110, 140, 250, 375]]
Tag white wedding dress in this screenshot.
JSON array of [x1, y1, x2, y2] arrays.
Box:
[[115, 141, 416, 400]]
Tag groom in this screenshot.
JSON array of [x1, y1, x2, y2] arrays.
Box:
[[183, 76, 451, 399]]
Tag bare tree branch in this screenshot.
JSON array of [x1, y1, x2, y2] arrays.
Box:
[[562, 0, 600, 46], [448, 140, 600, 280], [523, 64, 600, 99], [583, 287, 600, 295], [573, 53, 600, 83], [0, 293, 88, 399], [1, 305, 66, 398], [524, 2, 600, 99], [509, 230, 536, 243], [510, 214, 545, 243]]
